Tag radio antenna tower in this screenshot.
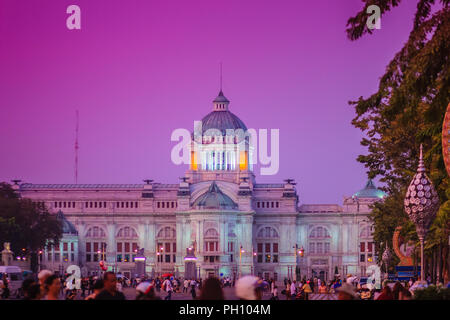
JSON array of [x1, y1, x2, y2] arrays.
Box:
[[74, 110, 79, 184]]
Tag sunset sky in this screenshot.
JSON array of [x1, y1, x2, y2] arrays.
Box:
[[0, 0, 418, 203]]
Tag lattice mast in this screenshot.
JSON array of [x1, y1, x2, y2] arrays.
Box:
[[74, 110, 79, 184]]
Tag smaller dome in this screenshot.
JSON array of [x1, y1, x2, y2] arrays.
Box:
[[56, 210, 78, 235], [192, 181, 238, 210], [213, 90, 230, 103], [353, 179, 386, 199]]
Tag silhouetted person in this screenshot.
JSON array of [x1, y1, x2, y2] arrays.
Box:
[[199, 277, 224, 300], [95, 272, 125, 300]]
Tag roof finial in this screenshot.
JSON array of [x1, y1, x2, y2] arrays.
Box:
[[418, 144, 425, 172]]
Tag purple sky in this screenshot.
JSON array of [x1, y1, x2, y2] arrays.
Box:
[[0, 0, 417, 204]]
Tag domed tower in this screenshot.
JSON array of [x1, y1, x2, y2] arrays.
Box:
[[185, 90, 254, 185], [343, 179, 386, 212], [352, 179, 386, 199]]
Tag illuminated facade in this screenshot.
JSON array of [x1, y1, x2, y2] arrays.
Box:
[[16, 91, 385, 281]]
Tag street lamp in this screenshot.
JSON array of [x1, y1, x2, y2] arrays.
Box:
[[156, 252, 160, 276], [38, 250, 43, 272], [298, 246, 304, 257], [292, 244, 304, 280], [156, 246, 164, 276], [404, 145, 440, 283], [239, 245, 245, 278], [251, 247, 257, 276]]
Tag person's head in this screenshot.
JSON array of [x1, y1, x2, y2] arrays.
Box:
[[392, 281, 402, 299], [45, 275, 61, 296], [38, 269, 53, 287], [402, 288, 412, 300], [27, 283, 42, 300], [21, 279, 35, 296], [103, 272, 117, 292], [136, 282, 159, 300], [235, 276, 264, 300], [93, 280, 104, 294], [382, 284, 392, 295], [22, 279, 41, 300], [199, 277, 224, 300], [337, 283, 357, 300]]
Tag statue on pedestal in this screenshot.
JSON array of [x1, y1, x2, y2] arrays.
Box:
[[1, 242, 13, 266]]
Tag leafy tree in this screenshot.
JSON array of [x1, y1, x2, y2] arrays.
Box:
[[413, 285, 450, 299], [0, 183, 62, 272], [346, 1, 450, 282]]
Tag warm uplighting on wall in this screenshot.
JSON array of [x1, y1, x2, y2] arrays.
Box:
[[239, 151, 248, 170], [190, 151, 198, 171]]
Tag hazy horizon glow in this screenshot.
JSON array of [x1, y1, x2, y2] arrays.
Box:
[[0, 0, 418, 203]]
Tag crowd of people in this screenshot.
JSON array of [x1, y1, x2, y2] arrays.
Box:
[[0, 269, 264, 301], [273, 275, 436, 300], [0, 269, 448, 300]]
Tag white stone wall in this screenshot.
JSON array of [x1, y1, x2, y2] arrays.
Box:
[[19, 181, 375, 281]]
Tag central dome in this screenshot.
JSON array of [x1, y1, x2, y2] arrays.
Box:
[[200, 91, 247, 135], [201, 110, 247, 135]]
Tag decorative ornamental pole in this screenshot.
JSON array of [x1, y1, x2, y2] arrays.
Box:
[[381, 243, 391, 280], [403, 145, 440, 282]]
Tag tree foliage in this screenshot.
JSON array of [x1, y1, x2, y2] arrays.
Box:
[[346, 0, 450, 277], [0, 183, 62, 271]]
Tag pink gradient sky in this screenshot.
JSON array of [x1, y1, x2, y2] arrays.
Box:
[[0, 0, 417, 204]]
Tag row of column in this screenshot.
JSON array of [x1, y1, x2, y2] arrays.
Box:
[[202, 151, 237, 171]]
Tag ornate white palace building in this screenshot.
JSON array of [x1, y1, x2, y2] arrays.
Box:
[[14, 91, 386, 281]]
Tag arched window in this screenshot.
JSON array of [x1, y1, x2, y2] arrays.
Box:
[[116, 227, 139, 263], [157, 226, 176, 239], [359, 226, 372, 238], [156, 226, 176, 265], [257, 226, 279, 238], [308, 226, 331, 254], [309, 226, 331, 238], [117, 226, 138, 238], [359, 225, 374, 265], [204, 228, 219, 238], [204, 228, 219, 253], [256, 226, 279, 264], [85, 226, 106, 238], [84, 226, 106, 264]]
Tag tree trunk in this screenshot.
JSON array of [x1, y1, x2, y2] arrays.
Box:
[[444, 244, 450, 284], [30, 251, 38, 274], [433, 248, 437, 283], [437, 244, 441, 283]]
